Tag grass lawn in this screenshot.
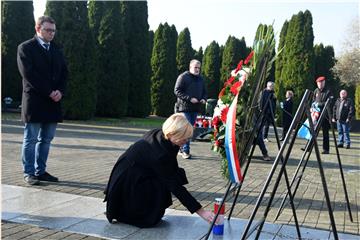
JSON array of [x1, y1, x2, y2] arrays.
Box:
[[1, 112, 166, 129]]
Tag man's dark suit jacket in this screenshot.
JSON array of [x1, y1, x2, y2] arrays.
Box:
[[17, 36, 68, 123]]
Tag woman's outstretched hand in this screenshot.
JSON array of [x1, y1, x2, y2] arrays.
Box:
[[196, 208, 218, 224]]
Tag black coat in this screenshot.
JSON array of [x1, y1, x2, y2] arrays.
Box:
[[259, 89, 276, 120], [282, 98, 293, 130], [333, 97, 354, 122], [104, 129, 202, 228], [17, 36, 68, 123], [174, 71, 207, 113]]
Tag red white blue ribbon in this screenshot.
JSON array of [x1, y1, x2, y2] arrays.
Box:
[[224, 93, 243, 183]]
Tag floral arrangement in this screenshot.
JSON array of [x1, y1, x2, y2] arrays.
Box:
[[211, 25, 277, 179]]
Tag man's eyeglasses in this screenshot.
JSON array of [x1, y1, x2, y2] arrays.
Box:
[[42, 28, 56, 33], [194, 67, 201, 69]]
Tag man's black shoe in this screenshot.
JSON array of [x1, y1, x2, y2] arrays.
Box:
[[337, 144, 344, 148], [24, 175, 39, 185], [346, 145, 350, 149], [37, 172, 59, 182], [322, 150, 329, 154]]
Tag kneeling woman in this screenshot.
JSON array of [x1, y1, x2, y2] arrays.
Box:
[[104, 113, 214, 228]]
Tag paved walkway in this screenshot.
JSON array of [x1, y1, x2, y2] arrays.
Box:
[[2, 118, 360, 239]]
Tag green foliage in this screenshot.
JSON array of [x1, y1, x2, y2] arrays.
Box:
[[314, 44, 340, 95], [202, 41, 221, 99], [193, 47, 203, 62], [220, 36, 247, 86], [88, 0, 104, 38], [1, 1, 34, 102], [275, 20, 288, 103], [176, 28, 193, 74], [95, 1, 129, 117], [46, 2, 97, 120], [355, 85, 360, 120], [121, 1, 151, 117], [279, 10, 315, 107], [151, 23, 178, 117]]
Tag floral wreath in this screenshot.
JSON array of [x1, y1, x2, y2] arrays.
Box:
[[211, 25, 277, 179]]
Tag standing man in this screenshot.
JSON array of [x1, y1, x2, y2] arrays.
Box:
[[332, 90, 354, 149], [313, 76, 332, 154], [174, 59, 207, 159], [17, 16, 68, 185], [259, 81, 276, 142]]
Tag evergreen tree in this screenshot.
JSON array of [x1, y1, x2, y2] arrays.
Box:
[[1, 1, 34, 102], [97, 2, 129, 117], [46, 2, 97, 119], [280, 10, 315, 106], [275, 20, 289, 101], [149, 30, 154, 56], [220, 36, 247, 85], [121, 1, 151, 117], [151, 23, 178, 117], [202, 41, 221, 99], [314, 44, 339, 94], [176, 27, 193, 74], [193, 47, 203, 62], [88, 0, 104, 38]]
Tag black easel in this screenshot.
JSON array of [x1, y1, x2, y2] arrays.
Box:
[[239, 90, 340, 240], [274, 97, 353, 222], [201, 90, 302, 240]]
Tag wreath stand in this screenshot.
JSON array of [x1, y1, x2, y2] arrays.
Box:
[[202, 89, 352, 240], [202, 87, 302, 239], [273, 96, 354, 222]]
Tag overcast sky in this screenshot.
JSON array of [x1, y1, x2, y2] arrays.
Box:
[[34, 0, 359, 57]]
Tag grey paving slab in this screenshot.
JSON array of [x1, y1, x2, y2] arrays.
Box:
[[2, 184, 80, 221], [3, 185, 360, 240], [64, 213, 139, 240], [1, 184, 41, 200], [11, 196, 104, 230]]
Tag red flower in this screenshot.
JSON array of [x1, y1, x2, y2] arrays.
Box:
[[244, 51, 254, 65], [220, 107, 229, 123], [230, 81, 243, 95], [213, 116, 221, 128], [214, 140, 221, 147], [234, 60, 243, 74], [226, 76, 235, 85]]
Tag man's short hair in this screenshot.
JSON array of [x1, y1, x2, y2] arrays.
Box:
[[36, 16, 56, 28], [189, 59, 201, 66]]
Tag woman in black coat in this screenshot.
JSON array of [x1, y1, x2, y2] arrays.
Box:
[[104, 113, 215, 228], [280, 90, 294, 141]]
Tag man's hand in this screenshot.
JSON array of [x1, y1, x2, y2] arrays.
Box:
[[190, 98, 199, 104], [332, 118, 336, 123], [50, 90, 62, 102]]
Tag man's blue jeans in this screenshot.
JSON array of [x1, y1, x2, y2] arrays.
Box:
[[21, 123, 57, 176], [337, 120, 351, 146], [182, 112, 197, 154]]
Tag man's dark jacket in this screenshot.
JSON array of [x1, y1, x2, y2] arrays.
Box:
[[17, 36, 68, 123], [174, 71, 207, 112], [259, 89, 276, 119], [104, 129, 202, 228], [313, 87, 331, 111], [333, 97, 354, 122]]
